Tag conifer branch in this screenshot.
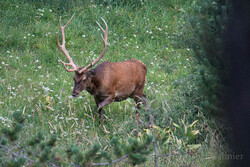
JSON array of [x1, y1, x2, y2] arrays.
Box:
[[92, 153, 130, 166], [0, 144, 37, 163]]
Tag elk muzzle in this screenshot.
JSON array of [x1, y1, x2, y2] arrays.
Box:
[[72, 85, 82, 97], [72, 92, 78, 97]]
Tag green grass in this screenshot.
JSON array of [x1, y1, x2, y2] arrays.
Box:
[[0, 0, 229, 166]]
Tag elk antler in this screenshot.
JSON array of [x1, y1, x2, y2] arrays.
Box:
[[57, 15, 108, 73], [57, 14, 79, 72], [79, 18, 108, 73]]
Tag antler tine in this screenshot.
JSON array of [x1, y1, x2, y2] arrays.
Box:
[[96, 18, 108, 43], [57, 14, 78, 72], [79, 18, 108, 72], [57, 57, 76, 72], [64, 14, 75, 29]]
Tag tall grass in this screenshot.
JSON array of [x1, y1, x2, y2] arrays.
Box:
[[0, 0, 229, 166]]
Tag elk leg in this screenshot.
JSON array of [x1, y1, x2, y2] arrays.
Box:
[[94, 97, 104, 123], [142, 93, 147, 107], [97, 96, 114, 122], [134, 93, 147, 109], [133, 95, 140, 109], [98, 108, 104, 122], [98, 96, 114, 110], [133, 95, 144, 124]]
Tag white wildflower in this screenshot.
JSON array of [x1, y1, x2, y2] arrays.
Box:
[[38, 9, 45, 12]]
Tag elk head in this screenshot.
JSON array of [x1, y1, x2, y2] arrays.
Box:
[[57, 14, 108, 97]]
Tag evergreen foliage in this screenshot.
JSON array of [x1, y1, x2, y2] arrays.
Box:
[[186, 0, 231, 115], [0, 112, 153, 166]]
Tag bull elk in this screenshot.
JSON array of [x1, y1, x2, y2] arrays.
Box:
[[57, 14, 147, 122]]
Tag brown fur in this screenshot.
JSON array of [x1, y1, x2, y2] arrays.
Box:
[[72, 59, 147, 122]]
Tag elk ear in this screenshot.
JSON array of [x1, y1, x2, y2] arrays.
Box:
[[87, 70, 96, 77]]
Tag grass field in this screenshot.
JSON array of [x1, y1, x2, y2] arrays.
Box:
[[0, 0, 229, 166]]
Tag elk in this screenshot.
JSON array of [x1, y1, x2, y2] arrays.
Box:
[[57, 14, 147, 122]]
